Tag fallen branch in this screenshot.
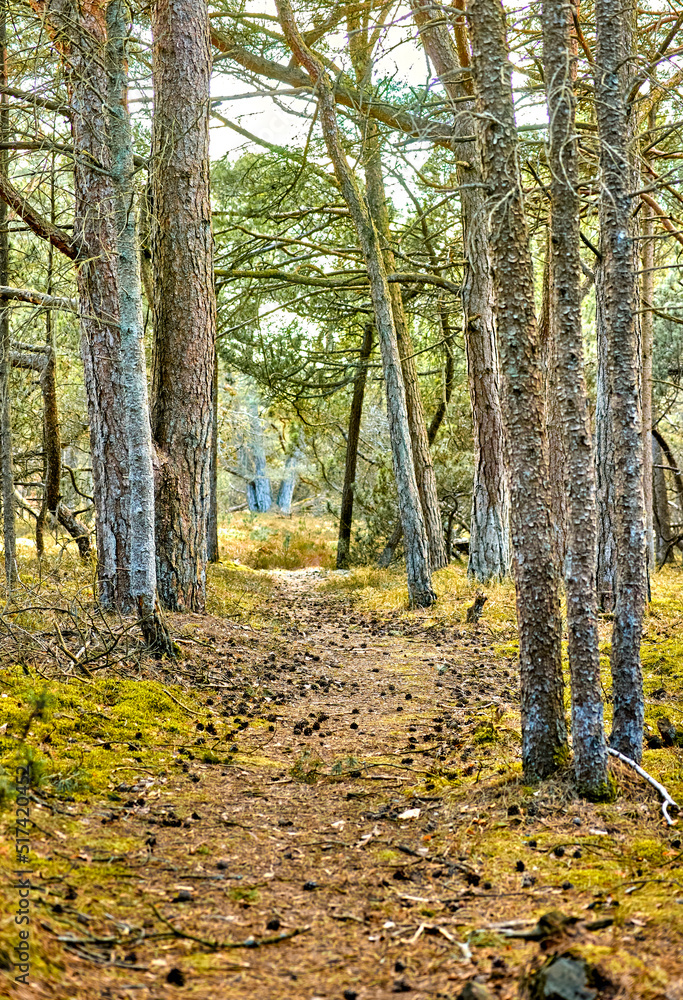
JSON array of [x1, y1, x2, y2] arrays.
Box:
[[54, 623, 93, 677], [151, 905, 309, 949], [161, 687, 202, 716], [607, 747, 680, 825]]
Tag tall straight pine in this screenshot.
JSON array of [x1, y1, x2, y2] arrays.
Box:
[[542, 0, 609, 796], [594, 0, 646, 761], [151, 0, 216, 612], [468, 0, 568, 779]]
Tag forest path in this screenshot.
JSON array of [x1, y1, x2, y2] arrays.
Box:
[[13, 568, 683, 1000]]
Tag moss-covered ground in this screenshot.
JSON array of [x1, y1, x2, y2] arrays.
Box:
[[0, 525, 682, 999]]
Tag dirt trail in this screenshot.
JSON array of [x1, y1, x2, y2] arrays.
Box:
[[8, 569, 683, 1000]]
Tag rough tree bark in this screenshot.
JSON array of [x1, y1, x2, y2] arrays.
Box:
[[641, 179, 655, 574], [468, 0, 568, 778], [17, 0, 170, 649], [107, 0, 171, 651], [412, 0, 509, 582], [39, 0, 135, 609], [337, 323, 373, 569], [539, 247, 568, 572], [207, 348, 219, 562], [594, 0, 646, 761], [151, 0, 215, 611], [277, 0, 434, 607], [543, 0, 609, 797], [594, 264, 617, 611]]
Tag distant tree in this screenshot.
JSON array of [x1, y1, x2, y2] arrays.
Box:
[[337, 323, 373, 568], [276, 0, 435, 607]]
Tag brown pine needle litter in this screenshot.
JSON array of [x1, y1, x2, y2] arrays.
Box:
[[0, 532, 682, 999]]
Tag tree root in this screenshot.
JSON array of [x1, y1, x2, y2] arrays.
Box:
[[137, 597, 177, 658]]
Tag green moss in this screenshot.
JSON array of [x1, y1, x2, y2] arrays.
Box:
[[0, 666, 207, 809], [376, 849, 402, 863], [579, 773, 617, 803], [227, 887, 259, 903], [473, 721, 498, 744]]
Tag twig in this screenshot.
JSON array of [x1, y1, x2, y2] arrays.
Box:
[[54, 623, 93, 676], [607, 747, 680, 825], [150, 905, 309, 949], [161, 687, 202, 716], [62, 944, 149, 970]]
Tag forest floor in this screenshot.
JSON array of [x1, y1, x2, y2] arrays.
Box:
[[1, 526, 683, 999]]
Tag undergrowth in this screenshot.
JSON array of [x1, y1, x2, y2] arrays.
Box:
[[217, 512, 336, 570]]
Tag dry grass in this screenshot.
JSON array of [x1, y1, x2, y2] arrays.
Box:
[[216, 512, 337, 570]]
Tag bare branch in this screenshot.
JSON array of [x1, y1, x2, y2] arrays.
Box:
[[210, 28, 474, 148], [0, 285, 78, 311], [0, 173, 79, 260]]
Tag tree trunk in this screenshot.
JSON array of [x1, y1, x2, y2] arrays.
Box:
[[594, 265, 617, 612], [10, 339, 91, 559], [543, 0, 609, 798], [539, 245, 568, 573], [36, 177, 56, 560], [151, 0, 215, 611], [641, 175, 655, 575], [36, 0, 169, 649], [43, 0, 133, 609], [0, 7, 15, 590], [412, 0, 509, 582], [277, 0, 434, 607], [427, 315, 455, 445], [652, 426, 683, 564], [241, 396, 271, 513], [207, 347, 219, 562], [468, 0, 567, 779], [277, 453, 300, 516], [337, 323, 373, 568], [107, 0, 171, 652], [360, 127, 447, 572], [40, 332, 60, 540], [652, 436, 672, 565], [377, 307, 456, 568], [594, 0, 646, 761], [56, 503, 91, 559]]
